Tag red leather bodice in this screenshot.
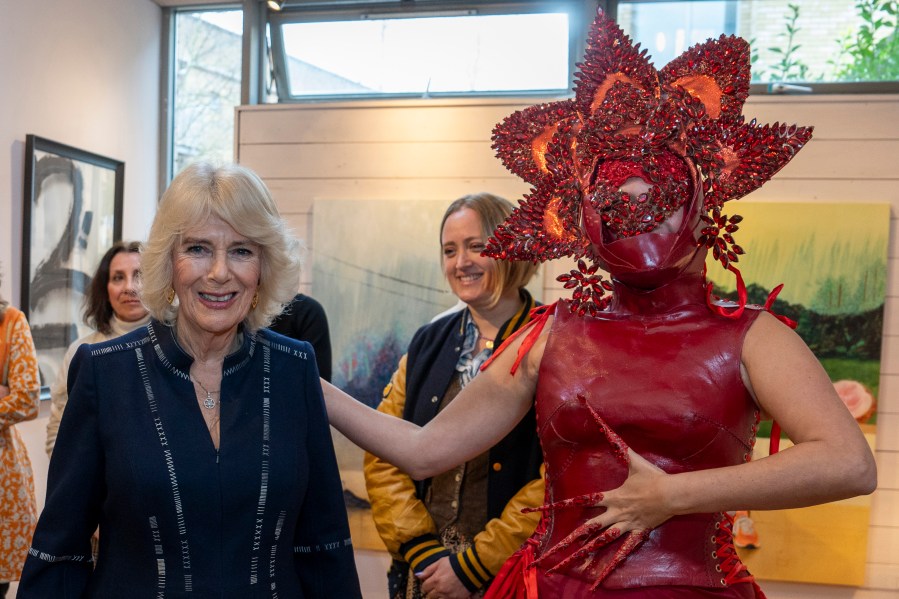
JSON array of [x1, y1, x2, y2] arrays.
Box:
[[532, 273, 761, 595]]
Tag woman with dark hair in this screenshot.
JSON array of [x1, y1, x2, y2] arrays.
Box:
[[46, 241, 149, 456], [364, 192, 543, 599]]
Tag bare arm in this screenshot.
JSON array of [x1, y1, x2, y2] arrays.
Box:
[[590, 312, 877, 537], [322, 319, 548, 480], [673, 312, 875, 509]]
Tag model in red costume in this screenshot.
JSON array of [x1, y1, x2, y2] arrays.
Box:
[[323, 11, 877, 599]]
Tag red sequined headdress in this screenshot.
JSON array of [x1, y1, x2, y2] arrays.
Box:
[[485, 11, 812, 314]]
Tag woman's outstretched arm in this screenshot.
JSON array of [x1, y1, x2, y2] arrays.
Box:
[[321, 320, 548, 480]]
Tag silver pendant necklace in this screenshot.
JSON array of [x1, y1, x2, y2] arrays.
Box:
[[191, 376, 219, 409]]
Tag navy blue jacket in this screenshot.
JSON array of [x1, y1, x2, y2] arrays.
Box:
[[19, 320, 361, 598]]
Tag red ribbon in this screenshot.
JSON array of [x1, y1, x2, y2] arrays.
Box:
[[481, 303, 556, 376], [706, 265, 747, 320], [769, 421, 781, 455]]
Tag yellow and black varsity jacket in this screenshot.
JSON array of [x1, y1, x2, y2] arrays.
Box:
[[363, 290, 543, 592]]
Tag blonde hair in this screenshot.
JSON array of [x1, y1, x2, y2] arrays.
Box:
[[141, 162, 302, 332], [440, 193, 538, 307]]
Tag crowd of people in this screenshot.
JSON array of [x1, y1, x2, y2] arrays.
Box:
[[0, 11, 879, 599]]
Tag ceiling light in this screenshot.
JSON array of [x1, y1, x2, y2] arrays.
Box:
[[267, 0, 285, 11]]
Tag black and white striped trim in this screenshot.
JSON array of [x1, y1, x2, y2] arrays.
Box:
[[249, 344, 272, 586], [293, 537, 353, 554], [27, 547, 93, 563], [137, 346, 193, 593]]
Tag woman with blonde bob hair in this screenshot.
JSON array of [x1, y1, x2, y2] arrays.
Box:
[[364, 192, 544, 599], [141, 162, 301, 331], [438, 193, 538, 309], [19, 162, 362, 598]]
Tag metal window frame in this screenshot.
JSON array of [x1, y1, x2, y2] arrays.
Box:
[[266, 0, 598, 102], [158, 2, 251, 189], [159, 0, 896, 184], [612, 0, 899, 95]]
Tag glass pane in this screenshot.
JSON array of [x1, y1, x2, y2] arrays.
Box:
[[279, 13, 570, 96], [617, 0, 898, 84], [173, 10, 243, 176]]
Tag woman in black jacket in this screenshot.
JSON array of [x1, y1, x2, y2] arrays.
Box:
[[364, 193, 543, 599]]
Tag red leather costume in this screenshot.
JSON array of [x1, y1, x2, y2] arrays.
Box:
[[481, 11, 812, 598], [533, 279, 761, 596], [486, 218, 766, 596]]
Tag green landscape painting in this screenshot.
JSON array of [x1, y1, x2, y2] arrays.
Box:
[[706, 201, 889, 585]]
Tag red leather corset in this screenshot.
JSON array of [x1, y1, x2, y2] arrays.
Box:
[[533, 299, 761, 593]]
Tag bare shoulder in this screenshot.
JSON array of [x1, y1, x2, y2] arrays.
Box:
[[741, 311, 844, 433], [742, 311, 811, 365]]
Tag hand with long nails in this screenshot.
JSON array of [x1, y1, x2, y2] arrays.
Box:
[[533, 448, 670, 587]]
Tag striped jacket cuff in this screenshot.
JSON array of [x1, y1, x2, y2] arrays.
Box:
[[400, 534, 450, 573], [449, 546, 491, 592]]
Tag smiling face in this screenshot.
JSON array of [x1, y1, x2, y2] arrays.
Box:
[[171, 215, 261, 343], [107, 251, 147, 323], [441, 207, 497, 311]]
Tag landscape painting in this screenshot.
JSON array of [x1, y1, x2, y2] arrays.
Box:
[[706, 201, 889, 585], [313, 199, 464, 550]]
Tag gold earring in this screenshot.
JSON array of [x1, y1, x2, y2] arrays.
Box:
[[166, 288, 176, 304], [251, 293, 259, 309]]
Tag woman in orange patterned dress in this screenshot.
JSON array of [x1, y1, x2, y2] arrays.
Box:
[[0, 269, 41, 597]]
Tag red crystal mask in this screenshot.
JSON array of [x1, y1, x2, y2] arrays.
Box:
[[589, 152, 692, 239], [584, 166, 705, 289], [485, 11, 813, 312]]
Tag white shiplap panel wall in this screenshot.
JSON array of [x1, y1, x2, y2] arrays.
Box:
[[236, 95, 899, 596]]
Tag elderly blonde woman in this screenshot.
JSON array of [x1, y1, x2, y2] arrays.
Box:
[[19, 163, 362, 598]]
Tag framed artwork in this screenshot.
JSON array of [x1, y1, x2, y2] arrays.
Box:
[[313, 199, 459, 550], [707, 201, 889, 586], [21, 135, 124, 390]]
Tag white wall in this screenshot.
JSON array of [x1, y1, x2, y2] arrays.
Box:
[[0, 0, 161, 527], [0, 0, 161, 306], [236, 95, 899, 596]]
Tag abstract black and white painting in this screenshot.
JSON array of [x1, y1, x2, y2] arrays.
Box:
[[22, 135, 123, 389]]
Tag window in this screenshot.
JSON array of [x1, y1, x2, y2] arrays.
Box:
[[170, 8, 243, 177], [268, 6, 575, 100], [616, 0, 899, 91], [160, 0, 897, 183]]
